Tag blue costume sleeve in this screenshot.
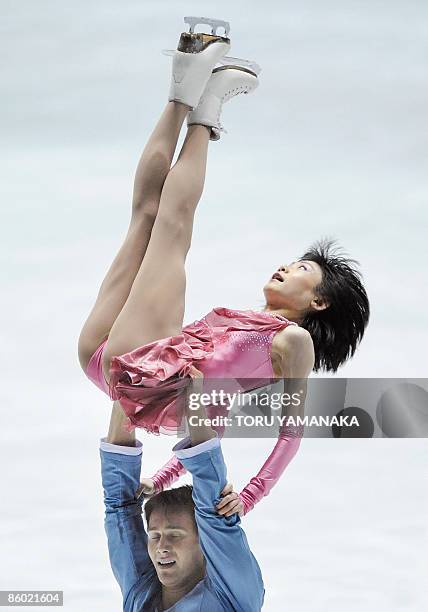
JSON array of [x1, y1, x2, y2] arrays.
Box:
[[100, 440, 156, 609], [173, 437, 265, 612]]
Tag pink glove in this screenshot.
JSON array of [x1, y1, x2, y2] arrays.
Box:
[[151, 454, 187, 493], [238, 425, 304, 515]]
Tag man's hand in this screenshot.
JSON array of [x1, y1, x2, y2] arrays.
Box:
[[216, 482, 245, 517], [136, 478, 156, 500]]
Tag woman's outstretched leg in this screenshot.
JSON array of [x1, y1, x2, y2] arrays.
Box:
[[103, 123, 211, 379], [78, 102, 188, 371]]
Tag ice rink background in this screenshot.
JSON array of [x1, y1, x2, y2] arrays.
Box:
[[1, 1, 428, 610]]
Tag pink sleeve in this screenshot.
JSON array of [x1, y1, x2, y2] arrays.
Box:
[[149, 407, 228, 493], [151, 454, 187, 493], [238, 425, 304, 515]]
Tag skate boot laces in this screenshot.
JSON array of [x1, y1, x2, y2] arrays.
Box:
[[215, 82, 255, 135]]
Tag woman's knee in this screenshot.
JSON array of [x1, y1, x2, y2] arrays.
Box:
[[155, 205, 193, 238], [132, 151, 171, 214], [131, 198, 160, 222]]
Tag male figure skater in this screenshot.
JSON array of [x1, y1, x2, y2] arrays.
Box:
[[100, 367, 265, 611]]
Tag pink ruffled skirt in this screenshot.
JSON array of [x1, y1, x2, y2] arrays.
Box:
[[85, 307, 294, 435], [86, 320, 215, 435]]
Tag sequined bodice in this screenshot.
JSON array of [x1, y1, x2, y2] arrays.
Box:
[[198, 327, 276, 379], [183, 307, 294, 381]]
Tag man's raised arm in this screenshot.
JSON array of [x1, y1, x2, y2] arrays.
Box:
[[100, 401, 155, 608]]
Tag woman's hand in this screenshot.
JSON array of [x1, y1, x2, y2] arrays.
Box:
[[136, 478, 156, 500], [216, 482, 245, 517]]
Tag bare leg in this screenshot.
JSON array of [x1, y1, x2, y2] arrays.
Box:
[[103, 124, 211, 380], [78, 102, 188, 371]]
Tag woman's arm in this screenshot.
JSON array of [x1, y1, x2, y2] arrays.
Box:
[[217, 326, 314, 516], [236, 425, 303, 515], [107, 400, 137, 446], [146, 328, 314, 511], [150, 454, 187, 493]]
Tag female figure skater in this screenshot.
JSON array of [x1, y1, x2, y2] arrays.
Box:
[[78, 18, 369, 512]]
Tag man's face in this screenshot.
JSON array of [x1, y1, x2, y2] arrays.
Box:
[[147, 508, 205, 588]]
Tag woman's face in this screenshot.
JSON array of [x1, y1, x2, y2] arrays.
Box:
[[263, 260, 325, 315]]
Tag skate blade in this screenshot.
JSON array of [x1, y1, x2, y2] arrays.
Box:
[[162, 49, 262, 75], [212, 64, 260, 78], [184, 16, 230, 37]]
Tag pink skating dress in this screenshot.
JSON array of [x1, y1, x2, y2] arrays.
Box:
[[85, 306, 297, 435], [85, 306, 304, 514]]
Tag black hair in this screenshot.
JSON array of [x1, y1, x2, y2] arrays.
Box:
[[299, 239, 369, 372], [144, 485, 195, 527]]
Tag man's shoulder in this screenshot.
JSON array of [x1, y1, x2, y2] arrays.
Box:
[[131, 575, 226, 611], [125, 570, 160, 611]]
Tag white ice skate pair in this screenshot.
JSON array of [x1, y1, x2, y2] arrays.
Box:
[[164, 16, 261, 141]]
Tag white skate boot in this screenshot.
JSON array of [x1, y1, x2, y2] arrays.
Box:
[[168, 16, 231, 110], [187, 65, 259, 140]]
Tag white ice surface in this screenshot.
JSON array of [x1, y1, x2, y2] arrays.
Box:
[[1, 1, 428, 610]]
